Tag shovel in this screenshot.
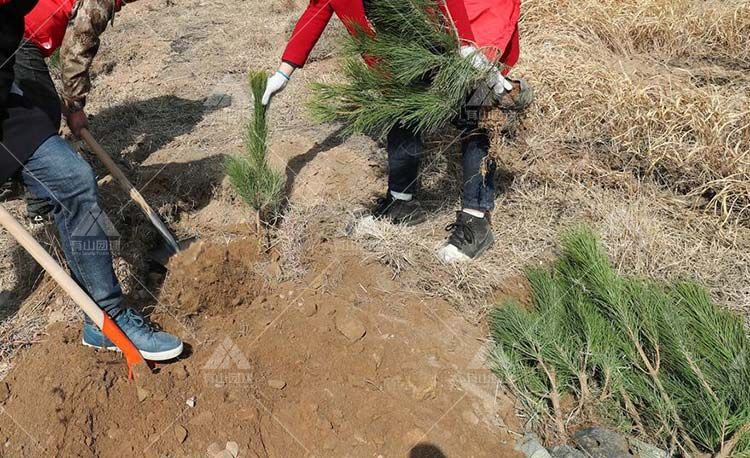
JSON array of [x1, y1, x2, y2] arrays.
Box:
[[0, 205, 150, 380], [79, 128, 195, 266]]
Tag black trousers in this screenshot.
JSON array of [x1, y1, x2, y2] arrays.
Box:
[[13, 41, 61, 131], [386, 125, 496, 212]]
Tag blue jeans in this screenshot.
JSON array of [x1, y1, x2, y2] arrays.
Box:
[[21, 135, 123, 316], [387, 126, 496, 212]]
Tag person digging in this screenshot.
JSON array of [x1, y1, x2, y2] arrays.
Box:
[[1, 0, 184, 360], [262, 0, 528, 263], [13, 0, 137, 222]]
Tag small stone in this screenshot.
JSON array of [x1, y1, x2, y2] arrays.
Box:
[[186, 396, 196, 408], [300, 302, 317, 317], [207, 442, 223, 456], [107, 428, 123, 440], [174, 425, 188, 444], [174, 365, 189, 381], [0, 382, 10, 402], [268, 379, 287, 390], [462, 410, 480, 426], [84, 436, 93, 447], [136, 387, 150, 402], [334, 313, 366, 342], [226, 441, 239, 457], [550, 445, 587, 458], [231, 296, 244, 307], [215, 451, 234, 458]]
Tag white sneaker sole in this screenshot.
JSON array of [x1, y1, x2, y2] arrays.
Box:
[[82, 339, 184, 361], [437, 244, 472, 263]]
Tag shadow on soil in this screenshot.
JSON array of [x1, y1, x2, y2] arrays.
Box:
[[410, 443, 448, 458], [2, 154, 228, 322], [89, 95, 223, 165], [283, 126, 347, 200]]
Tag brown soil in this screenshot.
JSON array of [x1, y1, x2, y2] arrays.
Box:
[[163, 239, 266, 318], [0, 233, 521, 457]]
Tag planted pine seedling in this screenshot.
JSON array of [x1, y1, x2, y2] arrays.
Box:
[[490, 226, 750, 456], [226, 71, 285, 223]]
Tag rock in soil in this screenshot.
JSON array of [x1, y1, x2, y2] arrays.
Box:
[[334, 312, 367, 342], [226, 441, 239, 457], [550, 445, 587, 458], [0, 382, 9, 402], [174, 425, 188, 444], [268, 379, 287, 390], [573, 427, 631, 458], [207, 442, 224, 456], [515, 433, 552, 458]]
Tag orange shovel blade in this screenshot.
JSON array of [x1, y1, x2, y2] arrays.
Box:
[[102, 314, 150, 379]]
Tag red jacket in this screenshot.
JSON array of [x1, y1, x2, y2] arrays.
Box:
[[282, 0, 478, 68], [23, 0, 76, 57], [23, 0, 124, 57]]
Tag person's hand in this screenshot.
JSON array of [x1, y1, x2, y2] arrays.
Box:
[[460, 46, 513, 97], [460, 45, 494, 72], [66, 110, 89, 137], [493, 74, 514, 97], [261, 70, 290, 106]]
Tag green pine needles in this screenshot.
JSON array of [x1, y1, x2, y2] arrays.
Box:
[[226, 71, 285, 221], [490, 226, 750, 457], [308, 0, 490, 138]]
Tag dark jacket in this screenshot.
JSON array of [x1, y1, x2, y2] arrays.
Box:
[[1, 0, 57, 183]]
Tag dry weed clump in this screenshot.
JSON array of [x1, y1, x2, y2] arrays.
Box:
[[509, 0, 750, 221]]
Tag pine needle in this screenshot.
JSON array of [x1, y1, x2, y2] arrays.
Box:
[[308, 0, 490, 139], [225, 71, 285, 221], [489, 226, 750, 454]]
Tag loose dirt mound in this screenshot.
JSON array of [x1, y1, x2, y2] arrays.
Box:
[[0, 234, 520, 457], [163, 239, 266, 318]]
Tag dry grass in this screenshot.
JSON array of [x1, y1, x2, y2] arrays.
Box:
[[505, 0, 750, 221], [340, 145, 750, 321]]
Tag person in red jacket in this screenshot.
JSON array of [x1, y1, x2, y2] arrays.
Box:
[[3, 0, 185, 361], [264, 0, 523, 263], [18, 0, 132, 137]]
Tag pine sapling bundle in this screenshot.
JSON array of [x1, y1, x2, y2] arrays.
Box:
[[309, 0, 491, 138], [226, 71, 285, 222], [489, 226, 750, 456]]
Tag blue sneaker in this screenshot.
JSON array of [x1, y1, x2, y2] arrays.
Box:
[[81, 308, 184, 361], [82, 320, 117, 350]]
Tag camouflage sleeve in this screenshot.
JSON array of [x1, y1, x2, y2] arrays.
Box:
[[59, 0, 117, 112]]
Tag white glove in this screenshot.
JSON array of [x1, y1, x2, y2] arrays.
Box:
[[261, 71, 290, 106], [493, 74, 514, 97], [460, 46, 513, 97], [460, 45, 494, 72]]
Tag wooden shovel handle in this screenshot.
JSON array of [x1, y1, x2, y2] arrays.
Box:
[[79, 128, 181, 254], [0, 205, 147, 377]]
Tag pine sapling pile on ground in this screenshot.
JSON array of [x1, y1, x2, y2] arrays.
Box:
[[226, 71, 285, 222], [309, 0, 491, 138], [490, 227, 750, 457]]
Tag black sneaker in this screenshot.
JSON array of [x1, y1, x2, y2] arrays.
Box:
[[438, 211, 494, 262], [373, 193, 427, 226]]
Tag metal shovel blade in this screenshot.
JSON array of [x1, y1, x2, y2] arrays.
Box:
[[148, 236, 199, 267]]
